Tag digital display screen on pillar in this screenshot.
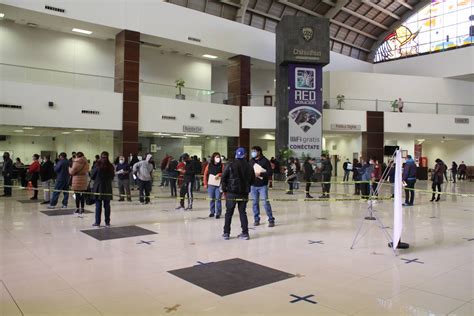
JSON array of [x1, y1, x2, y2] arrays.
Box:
[[288, 64, 322, 158]]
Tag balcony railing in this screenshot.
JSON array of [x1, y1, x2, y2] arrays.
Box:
[[140, 81, 230, 104]]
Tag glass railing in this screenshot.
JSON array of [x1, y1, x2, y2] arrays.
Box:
[[0, 63, 115, 91], [139, 81, 230, 104]]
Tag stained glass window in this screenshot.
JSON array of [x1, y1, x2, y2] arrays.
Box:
[[374, 0, 473, 62]]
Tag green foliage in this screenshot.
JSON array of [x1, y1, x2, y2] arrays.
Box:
[[175, 79, 185, 95]]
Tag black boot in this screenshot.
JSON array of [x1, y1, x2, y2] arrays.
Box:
[[430, 195, 435, 202], [436, 195, 440, 202]]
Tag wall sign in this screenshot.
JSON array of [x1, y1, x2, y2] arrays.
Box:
[[183, 125, 203, 133], [454, 118, 469, 124], [162, 115, 176, 120], [330, 124, 361, 131], [288, 64, 322, 158]]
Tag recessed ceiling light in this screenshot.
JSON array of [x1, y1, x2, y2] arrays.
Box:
[[153, 132, 170, 136], [74, 129, 84, 132], [170, 135, 187, 139], [72, 28, 92, 35], [23, 127, 34, 130], [62, 132, 71, 135], [185, 134, 200, 138], [14, 130, 23, 133], [203, 54, 218, 59], [0, 13, 5, 18]]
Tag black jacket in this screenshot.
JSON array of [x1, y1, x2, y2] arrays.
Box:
[[2, 157, 14, 177], [303, 161, 314, 181], [167, 160, 179, 178], [40, 160, 55, 181], [222, 159, 255, 195], [320, 159, 333, 176], [183, 160, 196, 183], [249, 156, 273, 187], [91, 165, 115, 201]]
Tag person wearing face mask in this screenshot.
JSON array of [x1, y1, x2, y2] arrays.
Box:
[[69, 152, 90, 216], [47, 152, 70, 209], [166, 156, 179, 198], [115, 156, 132, 202], [249, 146, 275, 227], [319, 154, 333, 199], [203, 152, 225, 218], [40, 155, 54, 204], [91, 151, 115, 227], [27, 154, 41, 200], [176, 153, 195, 210], [303, 157, 315, 199], [133, 154, 154, 205], [1, 152, 14, 197]]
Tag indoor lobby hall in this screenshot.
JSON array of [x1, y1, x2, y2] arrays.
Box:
[[0, 180, 473, 315]]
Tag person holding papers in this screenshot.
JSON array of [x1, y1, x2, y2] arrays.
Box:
[[249, 146, 275, 227], [203, 152, 225, 218]]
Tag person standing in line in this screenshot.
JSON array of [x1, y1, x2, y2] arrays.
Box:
[[1, 152, 14, 197], [222, 147, 255, 240], [69, 152, 89, 216], [47, 153, 69, 209], [166, 156, 179, 198], [115, 156, 132, 202], [269, 157, 276, 188], [27, 154, 41, 200], [387, 160, 396, 198], [176, 153, 195, 210], [342, 158, 350, 182], [133, 154, 154, 205], [451, 161, 458, 183], [431, 158, 446, 202], [286, 158, 297, 195], [371, 160, 382, 196], [159, 154, 170, 187], [40, 155, 54, 204], [360, 158, 374, 199], [14, 157, 27, 188], [249, 146, 275, 227], [352, 159, 362, 195], [319, 154, 333, 199], [458, 161, 467, 180], [294, 158, 301, 190], [191, 156, 202, 192], [203, 152, 225, 218], [443, 161, 449, 182], [402, 155, 417, 206], [397, 97, 404, 112], [201, 158, 208, 188], [303, 157, 315, 199], [91, 151, 114, 227], [129, 153, 139, 190]]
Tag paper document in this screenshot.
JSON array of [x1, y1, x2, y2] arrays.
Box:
[[253, 164, 266, 180], [208, 174, 221, 187]]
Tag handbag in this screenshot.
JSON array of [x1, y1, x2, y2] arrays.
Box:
[[85, 181, 95, 205]]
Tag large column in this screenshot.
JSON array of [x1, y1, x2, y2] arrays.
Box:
[[362, 111, 384, 162], [227, 55, 251, 156], [114, 30, 140, 156]]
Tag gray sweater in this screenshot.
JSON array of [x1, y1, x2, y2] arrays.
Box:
[[133, 160, 153, 181]]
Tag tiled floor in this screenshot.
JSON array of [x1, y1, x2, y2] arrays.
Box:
[[0, 179, 472, 315]]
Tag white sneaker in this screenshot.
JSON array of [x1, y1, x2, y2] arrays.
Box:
[[61, 205, 68, 209]]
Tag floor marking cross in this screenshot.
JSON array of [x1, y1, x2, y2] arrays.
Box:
[[401, 258, 424, 264], [195, 261, 214, 266], [164, 304, 181, 313], [308, 240, 324, 245], [290, 294, 317, 304], [137, 240, 155, 245]]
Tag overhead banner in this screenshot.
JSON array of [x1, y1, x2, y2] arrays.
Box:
[[288, 64, 322, 158]]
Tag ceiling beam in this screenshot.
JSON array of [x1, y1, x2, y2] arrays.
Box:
[[361, 0, 400, 20], [324, 0, 349, 19], [277, 0, 322, 17], [322, 0, 336, 7], [221, 0, 281, 21], [330, 19, 377, 40], [331, 36, 371, 52], [396, 0, 413, 10], [368, 0, 431, 60], [236, 0, 249, 23], [341, 7, 388, 30]]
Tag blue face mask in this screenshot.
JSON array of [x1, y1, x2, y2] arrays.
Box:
[[251, 151, 257, 159]]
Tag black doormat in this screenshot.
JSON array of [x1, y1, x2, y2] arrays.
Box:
[[168, 258, 294, 296], [40, 209, 93, 216], [17, 199, 40, 203], [81, 225, 158, 241]]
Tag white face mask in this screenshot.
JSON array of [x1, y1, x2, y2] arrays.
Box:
[[137, 156, 143, 161], [119, 159, 125, 164], [214, 157, 221, 164]]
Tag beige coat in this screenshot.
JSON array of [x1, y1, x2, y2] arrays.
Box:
[[69, 156, 89, 191]]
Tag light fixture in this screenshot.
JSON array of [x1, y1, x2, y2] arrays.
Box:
[[153, 132, 171, 136], [0, 13, 5, 18], [185, 134, 200, 138], [14, 130, 23, 133], [72, 28, 93, 35], [62, 132, 71, 135], [170, 135, 187, 139], [74, 129, 85, 132], [202, 54, 218, 59], [23, 127, 34, 130]]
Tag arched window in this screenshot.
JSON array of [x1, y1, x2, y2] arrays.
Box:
[[374, 0, 473, 62]]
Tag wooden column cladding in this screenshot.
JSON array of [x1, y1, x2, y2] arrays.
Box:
[[227, 55, 251, 156], [362, 111, 384, 162], [114, 30, 140, 156]]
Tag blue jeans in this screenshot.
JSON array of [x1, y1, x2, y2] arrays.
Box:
[[207, 185, 222, 216], [251, 185, 274, 222], [95, 199, 111, 225], [49, 180, 69, 207]]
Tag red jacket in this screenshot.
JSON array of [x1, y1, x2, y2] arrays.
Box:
[[28, 160, 40, 174]]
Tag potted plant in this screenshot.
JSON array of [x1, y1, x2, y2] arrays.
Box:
[[175, 79, 185, 100], [336, 94, 345, 110]]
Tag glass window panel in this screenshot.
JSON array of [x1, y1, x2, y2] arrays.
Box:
[[443, 0, 457, 14], [457, 7, 472, 22], [456, 0, 472, 10], [418, 43, 431, 54], [419, 5, 432, 20], [418, 31, 432, 45], [419, 18, 433, 31], [457, 21, 471, 36], [431, 28, 444, 43], [444, 11, 458, 26], [444, 24, 458, 40], [430, 2, 444, 17]]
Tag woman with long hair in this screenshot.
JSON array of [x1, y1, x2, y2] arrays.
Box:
[[69, 152, 89, 217], [203, 152, 225, 218], [91, 151, 115, 227]]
